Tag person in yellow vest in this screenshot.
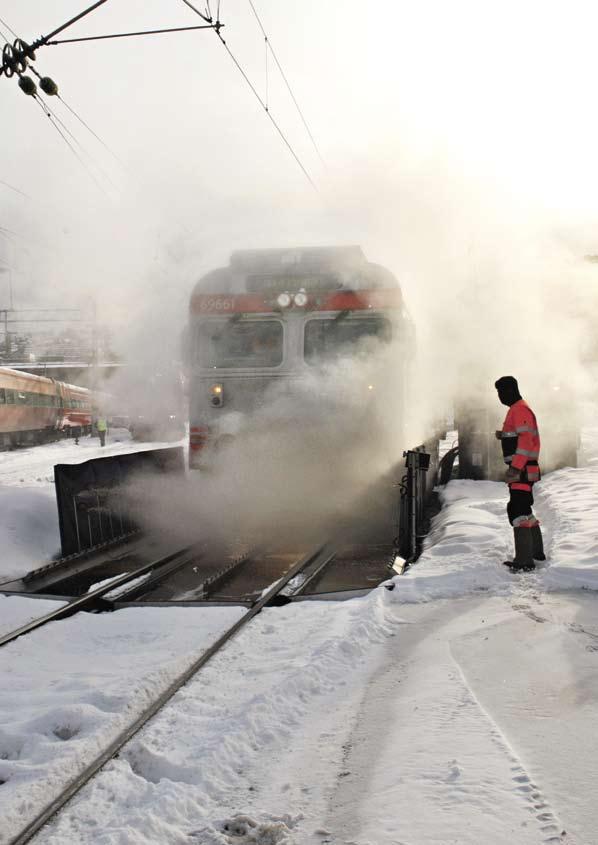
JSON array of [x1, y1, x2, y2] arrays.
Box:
[[96, 415, 108, 447]]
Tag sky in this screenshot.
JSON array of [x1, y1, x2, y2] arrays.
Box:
[[1, 0, 598, 396]]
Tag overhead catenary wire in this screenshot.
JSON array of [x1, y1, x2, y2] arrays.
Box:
[[179, 0, 213, 25], [246, 0, 325, 168], [179, 0, 318, 192], [219, 35, 317, 191], [55, 94, 124, 166], [27, 65, 124, 167], [0, 21, 13, 43], [264, 26, 269, 111], [0, 180, 30, 199], [0, 14, 17, 38], [32, 95, 109, 196], [35, 90, 118, 192]]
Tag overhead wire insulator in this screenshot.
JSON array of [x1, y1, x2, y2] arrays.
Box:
[[18, 75, 37, 96], [14, 39, 36, 63], [39, 76, 58, 95], [2, 42, 16, 77]]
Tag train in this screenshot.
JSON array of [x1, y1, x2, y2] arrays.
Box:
[[186, 245, 415, 468], [0, 367, 93, 448]]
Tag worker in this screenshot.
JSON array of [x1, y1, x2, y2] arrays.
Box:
[[495, 375, 545, 571], [96, 414, 108, 447]]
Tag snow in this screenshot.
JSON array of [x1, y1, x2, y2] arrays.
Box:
[[0, 487, 60, 583], [0, 604, 246, 844], [0, 594, 65, 638], [2, 427, 598, 843]]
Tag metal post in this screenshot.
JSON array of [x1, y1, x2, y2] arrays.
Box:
[[73, 495, 81, 552], [95, 490, 104, 541], [407, 451, 417, 561], [90, 299, 98, 398]]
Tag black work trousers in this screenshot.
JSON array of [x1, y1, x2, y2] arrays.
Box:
[[507, 487, 534, 526]]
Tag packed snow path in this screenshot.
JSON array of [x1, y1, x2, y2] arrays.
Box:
[[323, 595, 586, 845]]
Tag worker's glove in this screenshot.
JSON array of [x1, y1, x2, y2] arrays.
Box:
[[495, 430, 503, 440], [504, 466, 520, 483]]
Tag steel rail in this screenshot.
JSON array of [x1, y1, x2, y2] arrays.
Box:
[[98, 548, 202, 604], [0, 545, 198, 649], [113, 545, 253, 603], [7, 545, 328, 845], [21, 531, 140, 585], [287, 548, 337, 596]]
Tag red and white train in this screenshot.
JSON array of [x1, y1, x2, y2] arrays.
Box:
[[0, 367, 93, 448], [186, 245, 415, 468]]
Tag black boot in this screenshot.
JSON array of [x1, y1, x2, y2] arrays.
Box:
[[504, 527, 535, 572], [531, 524, 546, 561]]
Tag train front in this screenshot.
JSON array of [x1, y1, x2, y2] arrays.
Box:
[[186, 246, 414, 470]]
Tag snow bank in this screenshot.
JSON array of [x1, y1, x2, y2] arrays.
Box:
[[391, 462, 598, 600], [541, 465, 598, 591], [0, 487, 60, 582], [393, 480, 514, 602]]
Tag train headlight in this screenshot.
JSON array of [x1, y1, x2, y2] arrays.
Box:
[[294, 290, 308, 307], [210, 383, 224, 407], [277, 292, 292, 308]]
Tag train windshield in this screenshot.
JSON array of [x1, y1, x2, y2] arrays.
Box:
[[304, 317, 391, 365], [199, 320, 283, 368]]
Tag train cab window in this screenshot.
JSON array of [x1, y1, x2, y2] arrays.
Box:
[[304, 317, 391, 365], [5, 389, 15, 404], [0, 388, 5, 404], [199, 320, 283, 368]]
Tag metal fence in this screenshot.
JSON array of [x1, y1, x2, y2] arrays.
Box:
[[54, 447, 185, 557], [395, 440, 440, 568]]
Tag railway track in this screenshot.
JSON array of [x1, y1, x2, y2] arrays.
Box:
[[6, 544, 332, 845], [0, 543, 203, 649]]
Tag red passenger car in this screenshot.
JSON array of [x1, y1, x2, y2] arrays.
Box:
[[0, 367, 92, 448]]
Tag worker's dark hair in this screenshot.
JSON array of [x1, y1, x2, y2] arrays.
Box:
[[494, 375, 519, 392], [495, 375, 522, 406]]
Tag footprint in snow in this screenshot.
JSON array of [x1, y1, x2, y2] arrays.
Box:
[[446, 760, 461, 781], [191, 813, 297, 844]]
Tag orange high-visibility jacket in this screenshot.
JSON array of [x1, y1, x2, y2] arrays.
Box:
[[501, 399, 541, 491]]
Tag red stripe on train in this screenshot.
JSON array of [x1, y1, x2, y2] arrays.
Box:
[[189, 288, 403, 315]]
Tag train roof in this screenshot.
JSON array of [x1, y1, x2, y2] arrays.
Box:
[[0, 366, 55, 386], [0, 366, 89, 392], [191, 246, 401, 297]]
